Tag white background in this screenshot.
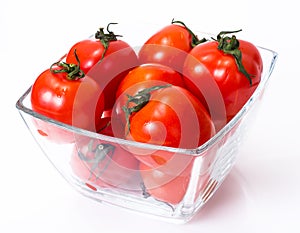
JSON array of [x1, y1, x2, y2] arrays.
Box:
[[1, 0, 299, 232]]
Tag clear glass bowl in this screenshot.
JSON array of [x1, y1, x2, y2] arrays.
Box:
[[16, 30, 278, 223]]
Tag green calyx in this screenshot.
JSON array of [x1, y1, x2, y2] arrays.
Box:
[[95, 22, 122, 61], [215, 29, 253, 85], [171, 19, 207, 47], [122, 84, 171, 135], [50, 49, 85, 80]]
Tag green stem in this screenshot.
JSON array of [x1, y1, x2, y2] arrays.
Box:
[[171, 19, 207, 47], [122, 84, 171, 135], [95, 22, 122, 62], [78, 140, 115, 180], [50, 49, 85, 80], [215, 29, 253, 85]]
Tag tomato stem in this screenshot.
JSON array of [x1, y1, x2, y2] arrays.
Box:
[[214, 29, 253, 85], [140, 182, 151, 198], [78, 140, 115, 180], [171, 19, 207, 47], [50, 49, 85, 80], [122, 84, 171, 135], [95, 23, 122, 62]]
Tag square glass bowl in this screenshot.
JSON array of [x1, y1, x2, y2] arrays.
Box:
[[16, 31, 278, 223]]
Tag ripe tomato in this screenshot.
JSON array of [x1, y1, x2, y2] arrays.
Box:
[[31, 60, 104, 143], [66, 23, 138, 110], [138, 19, 206, 72], [122, 85, 215, 167], [126, 85, 215, 148], [70, 137, 139, 190], [183, 30, 263, 127], [113, 63, 185, 130], [139, 160, 210, 205]]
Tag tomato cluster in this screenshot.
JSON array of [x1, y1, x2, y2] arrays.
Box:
[[30, 20, 263, 204]]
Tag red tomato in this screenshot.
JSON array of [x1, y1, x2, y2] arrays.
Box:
[[66, 23, 139, 110], [126, 85, 215, 148], [139, 161, 210, 205], [122, 85, 215, 167], [70, 138, 139, 190], [183, 31, 263, 128], [138, 20, 206, 72], [113, 63, 185, 130], [31, 62, 104, 143]]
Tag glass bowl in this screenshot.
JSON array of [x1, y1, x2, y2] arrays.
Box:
[[15, 28, 278, 223]]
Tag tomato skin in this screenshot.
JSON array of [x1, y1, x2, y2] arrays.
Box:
[[66, 39, 104, 74], [183, 40, 263, 126], [138, 24, 193, 71], [140, 24, 192, 52], [124, 85, 215, 167], [31, 68, 104, 143], [115, 63, 185, 98], [70, 138, 139, 189], [113, 63, 185, 128], [127, 85, 215, 147], [66, 38, 139, 110]]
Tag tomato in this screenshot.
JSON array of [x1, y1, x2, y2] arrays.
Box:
[[138, 19, 206, 72], [31, 60, 104, 143], [139, 160, 210, 205], [183, 30, 263, 128], [113, 63, 186, 130], [122, 85, 215, 167], [126, 85, 215, 148], [70, 137, 140, 190], [66, 23, 139, 110]]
